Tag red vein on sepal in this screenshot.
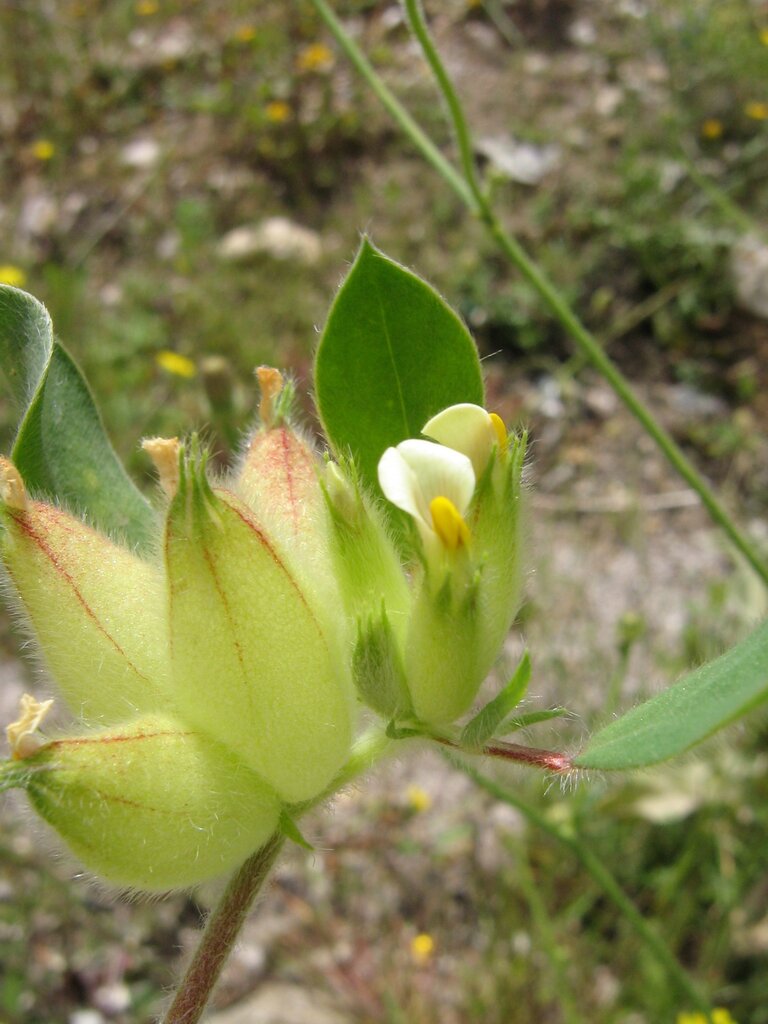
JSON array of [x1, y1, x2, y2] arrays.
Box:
[[200, 540, 255, 721], [218, 490, 327, 645], [50, 731, 190, 748], [11, 505, 152, 684]]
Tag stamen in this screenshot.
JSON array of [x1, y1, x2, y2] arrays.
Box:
[[0, 458, 27, 511], [7, 693, 54, 760], [489, 412, 507, 450], [142, 437, 181, 498], [429, 495, 470, 550], [256, 366, 284, 428]]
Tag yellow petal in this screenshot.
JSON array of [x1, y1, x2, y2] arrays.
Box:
[[489, 412, 507, 449], [429, 495, 470, 550]]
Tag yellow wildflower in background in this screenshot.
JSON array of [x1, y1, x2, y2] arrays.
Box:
[[410, 933, 435, 964], [0, 266, 27, 288], [760, 28, 768, 46], [31, 140, 55, 161], [156, 351, 196, 379], [265, 101, 291, 124], [135, 0, 158, 15], [296, 42, 334, 73], [744, 101, 768, 121], [701, 118, 723, 140], [675, 1009, 737, 1024], [405, 785, 432, 812], [233, 25, 256, 43]]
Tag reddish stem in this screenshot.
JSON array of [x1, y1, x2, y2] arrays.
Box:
[[162, 834, 284, 1024], [436, 735, 573, 774]]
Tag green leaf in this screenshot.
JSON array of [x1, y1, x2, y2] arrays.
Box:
[[314, 238, 484, 494], [574, 619, 768, 770], [460, 651, 532, 751], [352, 607, 412, 719], [499, 707, 567, 735], [278, 810, 315, 851], [0, 286, 154, 548]]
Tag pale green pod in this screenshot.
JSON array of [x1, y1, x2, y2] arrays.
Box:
[[405, 574, 482, 724], [21, 714, 281, 891], [234, 423, 340, 629], [165, 461, 353, 803], [324, 460, 412, 645], [470, 432, 527, 676], [0, 496, 171, 724]]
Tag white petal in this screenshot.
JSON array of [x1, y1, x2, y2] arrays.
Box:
[[396, 439, 475, 517], [378, 445, 429, 529], [422, 403, 495, 476]]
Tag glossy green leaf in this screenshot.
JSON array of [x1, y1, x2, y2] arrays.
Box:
[[314, 239, 484, 493], [461, 651, 531, 751], [0, 286, 154, 548], [575, 619, 768, 770]]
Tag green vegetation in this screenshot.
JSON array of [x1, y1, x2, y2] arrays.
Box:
[[1, 1, 767, 1022]]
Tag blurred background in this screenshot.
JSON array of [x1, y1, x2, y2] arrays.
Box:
[[1, 1, 768, 1021]]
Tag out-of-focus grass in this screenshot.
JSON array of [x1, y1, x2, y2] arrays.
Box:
[[1, 1, 768, 1022]]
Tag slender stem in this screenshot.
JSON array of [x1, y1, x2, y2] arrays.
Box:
[[434, 732, 573, 773], [402, 0, 482, 197], [311, 0, 768, 589], [458, 759, 713, 1016], [160, 729, 394, 1023], [311, 0, 474, 209], [161, 835, 285, 1024], [514, 841, 584, 1024]]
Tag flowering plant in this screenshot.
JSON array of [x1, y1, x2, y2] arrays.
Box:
[[1, 239, 765, 1023]]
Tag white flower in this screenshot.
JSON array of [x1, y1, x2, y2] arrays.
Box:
[[378, 439, 475, 555], [422, 403, 506, 476]]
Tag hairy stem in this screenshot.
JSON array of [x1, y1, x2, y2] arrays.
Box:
[[311, 0, 768, 589], [161, 835, 285, 1024], [458, 760, 713, 1016], [435, 733, 573, 773], [160, 728, 393, 1023]]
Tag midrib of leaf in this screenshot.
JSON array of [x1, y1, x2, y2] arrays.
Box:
[[373, 276, 411, 438]]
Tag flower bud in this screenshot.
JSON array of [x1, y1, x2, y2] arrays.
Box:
[[323, 459, 411, 640], [471, 431, 527, 673], [404, 571, 482, 724], [352, 608, 411, 719], [13, 713, 281, 891], [376, 405, 528, 726], [165, 450, 353, 803], [234, 372, 339, 623], [0, 459, 171, 724]]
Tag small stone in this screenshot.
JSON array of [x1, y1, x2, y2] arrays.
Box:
[[731, 234, 768, 320], [594, 85, 623, 118], [205, 983, 351, 1024], [19, 192, 58, 237], [93, 982, 131, 1014], [68, 1012, 104, 1024], [569, 17, 596, 46], [120, 137, 161, 169], [476, 134, 560, 186], [217, 218, 321, 264]]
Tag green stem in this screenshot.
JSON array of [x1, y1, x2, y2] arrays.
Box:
[[310, 0, 474, 209], [458, 759, 713, 1016], [311, 0, 768, 589], [161, 834, 285, 1024], [514, 842, 584, 1024], [160, 729, 394, 1024]]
